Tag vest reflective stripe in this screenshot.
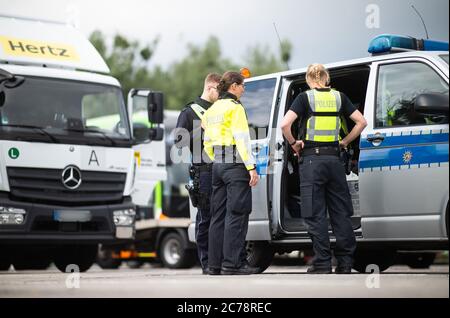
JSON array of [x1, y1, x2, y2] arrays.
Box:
[[190, 103, 207, 120], [305, 89, 342, 142]]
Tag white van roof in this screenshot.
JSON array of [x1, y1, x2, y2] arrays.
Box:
[[0, 15, 110, 74]]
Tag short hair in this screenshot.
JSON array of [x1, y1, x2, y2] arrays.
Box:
[[204, 73, 222, 87]]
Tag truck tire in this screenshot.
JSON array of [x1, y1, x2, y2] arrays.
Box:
[[127, 260, 145, 269], [11, 248, 52, 270], [353, 250, 396, 273], [54, 245, 97, 273], [246, 241, 275, 273], [401, 252, 436, 269], [0, 259, 10, 271], [96, 248, 122, 269], [159, 232, 197, 269]]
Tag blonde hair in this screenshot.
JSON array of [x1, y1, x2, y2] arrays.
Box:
[[306, 63, 330, 87]]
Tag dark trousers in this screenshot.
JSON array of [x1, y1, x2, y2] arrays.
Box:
[[208, 163, 252, 270], [299, 155, 356, 268], [195, 169, 212, 270]]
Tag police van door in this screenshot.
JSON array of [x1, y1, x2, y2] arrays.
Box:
[[128, 89, 167, 214], [359, 58, 449, 240], [240, 76, 281, 241]]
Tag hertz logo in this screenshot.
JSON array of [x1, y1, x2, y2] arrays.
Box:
[[0, 36, 79, 62]]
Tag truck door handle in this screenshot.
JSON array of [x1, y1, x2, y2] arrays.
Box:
[[366, 134, 385, 142]]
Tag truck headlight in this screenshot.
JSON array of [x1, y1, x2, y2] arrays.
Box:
[[0, 207, 26, 225], [113, 208, 136, 226]]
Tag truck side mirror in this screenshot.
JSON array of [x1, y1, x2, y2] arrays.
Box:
[[149, 127, 164, 141], [148, 92, 164, 124], [414, 93, 449, 115]]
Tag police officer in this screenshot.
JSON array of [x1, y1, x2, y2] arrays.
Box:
[[175, 73, 221, 275], [281, 64, 367, 274], [203, 71, 259, 275]]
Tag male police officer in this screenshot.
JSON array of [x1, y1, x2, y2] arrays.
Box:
[[175, 73, 221, 274], [281, 64, 367, 274]]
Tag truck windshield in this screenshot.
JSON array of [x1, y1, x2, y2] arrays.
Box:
[[440, 54, 449, 65], [0, 76, 131, 146]]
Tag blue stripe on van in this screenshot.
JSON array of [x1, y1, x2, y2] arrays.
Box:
[[359, 143, 449, 169]]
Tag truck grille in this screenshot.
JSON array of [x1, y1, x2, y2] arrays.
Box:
[[7, 167, 126, 206]]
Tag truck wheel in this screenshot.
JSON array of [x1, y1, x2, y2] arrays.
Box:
[[160, 232, 197, 269], [0, 259, 11, 271], [96, 248, 122, 269], [353, 250, 396, 273], [401, 252, 436, 269], [127, 260, 145, 269], [54, 245, 97, 273], [246, 241, 275, 273]]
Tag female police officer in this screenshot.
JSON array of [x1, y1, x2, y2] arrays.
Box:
[[281, 64, 367, 274], [202, 71, 259, 275]]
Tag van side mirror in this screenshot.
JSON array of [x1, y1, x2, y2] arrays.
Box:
[[148, 92, 164, 124], [414, 93, 449, 115]]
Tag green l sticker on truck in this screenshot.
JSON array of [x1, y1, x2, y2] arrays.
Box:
[[8, 147, 20, 159]]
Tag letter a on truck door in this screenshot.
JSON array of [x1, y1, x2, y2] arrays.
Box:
[[128, 90, 167, 208], [359, 59, 449, 240]]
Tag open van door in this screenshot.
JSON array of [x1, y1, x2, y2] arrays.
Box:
[[128, 89, 167, 216], [239, 75, 281, 271]]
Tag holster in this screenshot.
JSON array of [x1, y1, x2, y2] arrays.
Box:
[[339, 148, 353, 175]]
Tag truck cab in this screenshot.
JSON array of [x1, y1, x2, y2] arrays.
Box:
[[0, 15, 166, 272], [189, 35, 449, 273]]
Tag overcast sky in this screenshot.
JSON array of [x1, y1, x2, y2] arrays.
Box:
[[0, 0, 448, 70]]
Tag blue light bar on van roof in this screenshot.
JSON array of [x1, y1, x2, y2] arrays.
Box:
[[368, 34, 449, 54]]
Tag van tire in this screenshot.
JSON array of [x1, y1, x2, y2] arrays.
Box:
[[401, 252, 436, 269], [353, 250, 396, 273], [246, 241, 275, 273], [54, 245, 97, 273], [159, 232, 197, 269]]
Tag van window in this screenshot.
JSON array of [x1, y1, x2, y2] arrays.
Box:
[[375, 62, 449, 128], [240, 78, 277, 139]]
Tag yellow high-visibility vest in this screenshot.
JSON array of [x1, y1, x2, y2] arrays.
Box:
[[305, 89, 342, 142], [202, 98, 255, 170]]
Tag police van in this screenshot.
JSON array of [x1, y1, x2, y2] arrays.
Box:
[[188, 34, 449, 273], [0, 15, 166, 272]]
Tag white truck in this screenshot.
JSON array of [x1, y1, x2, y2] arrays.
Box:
[[189, 34, 449, 273], [0, 15, 166, 272]]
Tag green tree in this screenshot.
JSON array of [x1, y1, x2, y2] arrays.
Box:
[[89, 30, 158, 96]]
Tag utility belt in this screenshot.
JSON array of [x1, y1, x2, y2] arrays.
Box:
[[300, 145, 353, 175], [301, 146, 340, 157], [191, 163, 213, 172]]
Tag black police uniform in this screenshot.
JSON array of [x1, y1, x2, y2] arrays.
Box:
[[175, 97, 213, 273], [290, 88, 357, 272]]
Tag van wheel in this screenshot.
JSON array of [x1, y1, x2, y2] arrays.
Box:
[[96, 247, 122, 269], [353, 250, 396, 273], [159, 232, 197, 269], [54, 245, 97, 273], [401, 252, 436, 269], [246, 241, 275, 273]]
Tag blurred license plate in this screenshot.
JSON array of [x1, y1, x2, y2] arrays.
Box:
[[53, 210, 92, 222]]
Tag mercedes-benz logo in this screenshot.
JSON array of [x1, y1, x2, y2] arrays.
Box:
[[61, 165, 82, 190]]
